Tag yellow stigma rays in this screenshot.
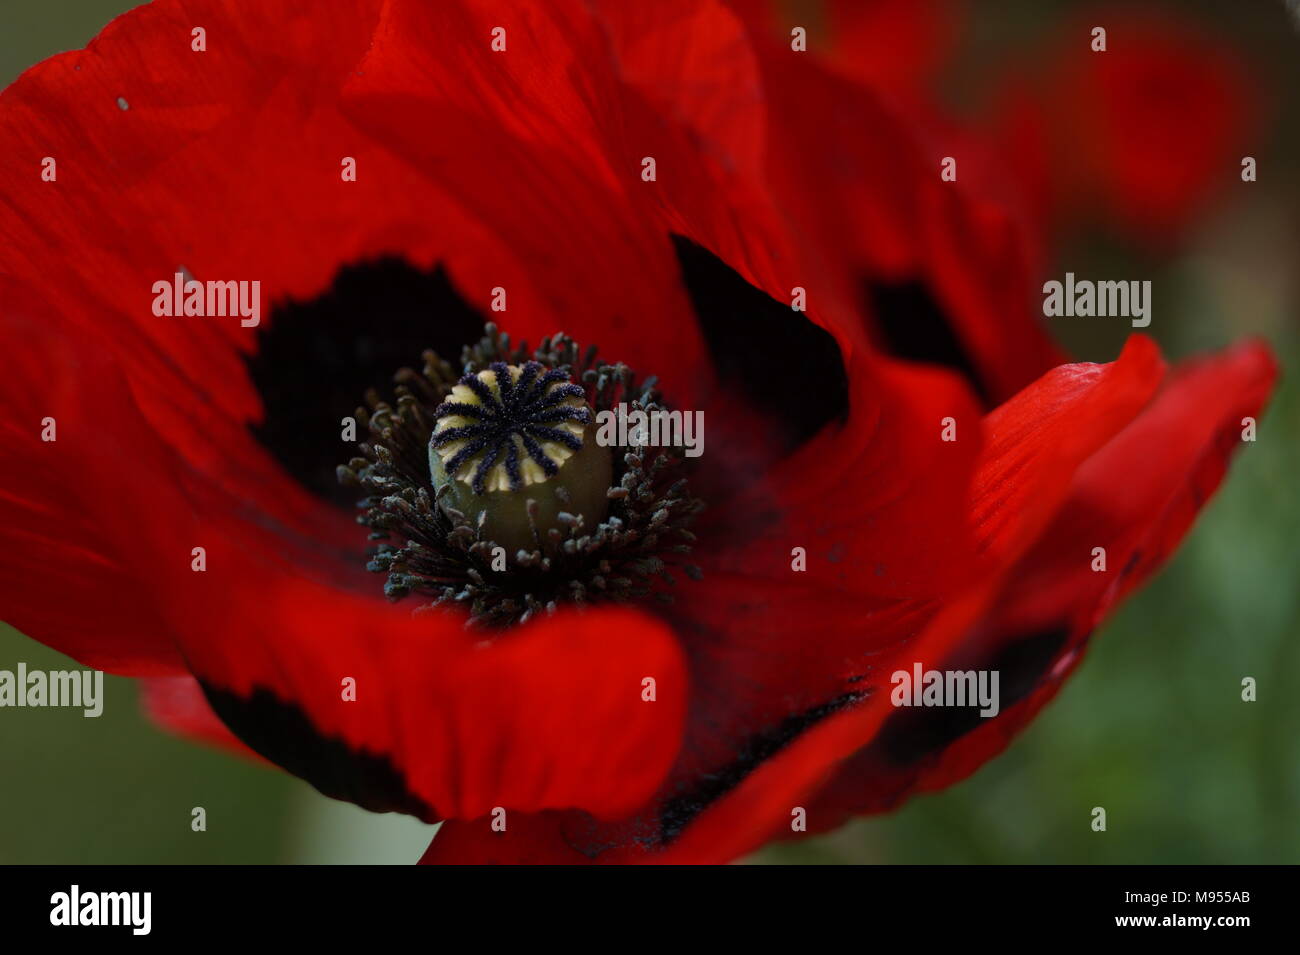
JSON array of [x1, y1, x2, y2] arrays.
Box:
[[430, 362, 589, 494], [428, 360, 613, 555]]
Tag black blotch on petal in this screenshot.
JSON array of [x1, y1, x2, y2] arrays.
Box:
[[201, 683, 433, 821], [866, 278, 992, 408], [657, 690, 866, 845], [671, 235, 849, 451], [246, 257, 487, 506], [874, 626, 1070, 768]]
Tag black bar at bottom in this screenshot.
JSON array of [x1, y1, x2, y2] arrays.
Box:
[[0, 864, 1285, 941]]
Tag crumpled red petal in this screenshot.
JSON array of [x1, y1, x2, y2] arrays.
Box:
[[805, 339, 1278, 831], [970, 335, 1164, 563]]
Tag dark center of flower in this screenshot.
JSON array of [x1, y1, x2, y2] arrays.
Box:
[[428, 361, 613, 554], [338, 324, 703, 627]]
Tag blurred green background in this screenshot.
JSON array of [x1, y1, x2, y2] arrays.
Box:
[[1, 0, 1296, 863]]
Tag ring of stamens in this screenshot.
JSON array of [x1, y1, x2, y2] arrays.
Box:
[[338, 324, 704, 628]]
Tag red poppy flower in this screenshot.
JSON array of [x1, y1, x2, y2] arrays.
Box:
[[983, 5, 1265, 249], [0, 0, 1276, 864]]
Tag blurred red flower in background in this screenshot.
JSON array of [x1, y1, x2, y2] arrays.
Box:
[[986, 6, 1264, 250]]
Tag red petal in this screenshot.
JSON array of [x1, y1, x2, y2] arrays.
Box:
[[182, 580, 689, 822], [809, 339, 1278, 825], [134, 454, 690, 821], [138, 676, 261, 759], [660, 346, 984, 762], [650, 589, 996, 863], [420, 813, 601, 865], [595, 0, 764, 184], [665, 338, 1161, 783], [971, 335, 1164, 563], [0, 281, 187, 674], [0, 0, 430, 557], [702, 348, 985, 599], [337, 0, 797, 408]]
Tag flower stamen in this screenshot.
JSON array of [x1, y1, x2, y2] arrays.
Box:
[[338, 324, 704, 628]]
